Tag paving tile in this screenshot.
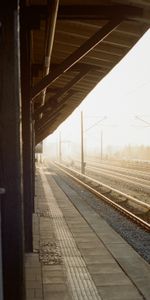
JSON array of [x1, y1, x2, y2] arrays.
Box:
[[26, 280, 42, 289], [77, 241, 102, 249], [43, 270, 65, 277], [26, 288, 34, 298], [97, 284, 142, 300], [120, 256, 150, 275], [107, 242, 139, 258], [42, 265, 64, 271], [79, 247, 109, 256], [25, 258, 40, 267], [73, 236, 100, 243], [43, 283, 68, 293], [84, 254, 114, 264], [97, 232, 125, 244], [26, 271, 42, 281], [116, 257, 150, 299], [34, 288, 43, 298], [43, 274, 66, 284], [93, 272, 130, 286], [71, 232, 96, 237], [69, 228, 93, 234], [44, 291, 71, 300], [87, 262, 122, 274]]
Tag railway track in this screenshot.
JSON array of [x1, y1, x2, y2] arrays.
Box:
[[53, 161, 150, 232], [67, 160, 150, 203], [71, 159, 150, 180], [86, 165, 150, 188], [86, 161, 150, 181], [85, 159, 150, 172]]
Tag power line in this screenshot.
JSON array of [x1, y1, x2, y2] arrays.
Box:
[[135, 115, 150, 127], [84, 116, 107, 132]]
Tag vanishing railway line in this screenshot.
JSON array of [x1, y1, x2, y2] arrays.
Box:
[[85, 160, 150, 180], [71, 159, 150, 180], [67, 160, 150, 204], [86, 165, 150, 189], [52, 161, 150, 232], [86, 159, 150, 173]]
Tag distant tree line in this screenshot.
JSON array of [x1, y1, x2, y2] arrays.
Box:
[[113, 145, 150, 161]]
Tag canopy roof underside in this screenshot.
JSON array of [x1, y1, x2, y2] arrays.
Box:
[[28, 0, 150, 144]]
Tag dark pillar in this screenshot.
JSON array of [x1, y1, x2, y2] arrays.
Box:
[[20, 7, 33, 252], [0, 4, 25, 300], [32, 105, 36, 207]]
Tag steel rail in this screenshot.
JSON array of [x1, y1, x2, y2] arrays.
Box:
[[75, 159, 150, 176], [57, 162, 150, 209], [86, 160, 150, 180], [71, 160, 150, 189], [85, 165, 150, 189], [72, 159, 150, 181], [52, 162, 150, 231]]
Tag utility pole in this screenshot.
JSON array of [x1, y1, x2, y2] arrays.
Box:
[[100, 130, 103, 160], [81, 111, 85, 174], [58, 132, 62, 162]]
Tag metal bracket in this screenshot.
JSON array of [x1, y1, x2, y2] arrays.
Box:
[[0, 188, 5, 195]]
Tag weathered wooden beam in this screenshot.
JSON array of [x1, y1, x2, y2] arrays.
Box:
[[32, 62, 103, 78], [36, 109, 63, 138], [22, 5, 47, 29], [36, 90, 76, 134], [35, 110, 64, 145], [32, 114, 36, 205], [21, 4, 143, 21], [31, 18, 123, 99], [51, 62, 103, 72], [34, 67, 90, 118], [20, 4, 33, 253], [35, 113, 61, 145], [0, 5, 25, 300], [58, 5, 143, 20]]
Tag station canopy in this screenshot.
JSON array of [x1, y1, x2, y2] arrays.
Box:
[[29, 0, 150, 144]]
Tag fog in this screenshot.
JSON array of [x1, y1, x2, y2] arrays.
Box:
[[44, 29, 150, 162]]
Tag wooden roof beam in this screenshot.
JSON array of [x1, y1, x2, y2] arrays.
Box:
[[25, 4, 143, 22], [32, 62, 103, 76], [34, 66, 93, 118], [35, 115, 60, 144], [58, 5, 143, 21], [36, 90, 76, 134], [35, 90, 76, 130], [31, 18, 123, 99], [36, 109, 63, 138], [22, 5, 47, 30], [44, 62, 103, 72]]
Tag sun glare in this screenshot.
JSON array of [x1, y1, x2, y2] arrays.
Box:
[[44, 29, 150, 160]]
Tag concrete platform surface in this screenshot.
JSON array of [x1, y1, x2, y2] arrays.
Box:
[[25, 165, 150, 300]]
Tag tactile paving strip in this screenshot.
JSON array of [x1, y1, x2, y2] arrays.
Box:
[[40, 168, 102, 300]]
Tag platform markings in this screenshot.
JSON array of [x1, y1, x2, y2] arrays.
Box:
[[40, 168, 102, 300]]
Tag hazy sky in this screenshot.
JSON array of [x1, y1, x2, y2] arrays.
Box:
[[45, 29, 150, 151]]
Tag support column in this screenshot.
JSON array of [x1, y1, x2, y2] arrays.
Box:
[[32, 105, 36, 207], [20, 7, 33, 252], [0, 4, 25, 300]]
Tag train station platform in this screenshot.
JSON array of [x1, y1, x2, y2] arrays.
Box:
[[25, 164, 150, 300]]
